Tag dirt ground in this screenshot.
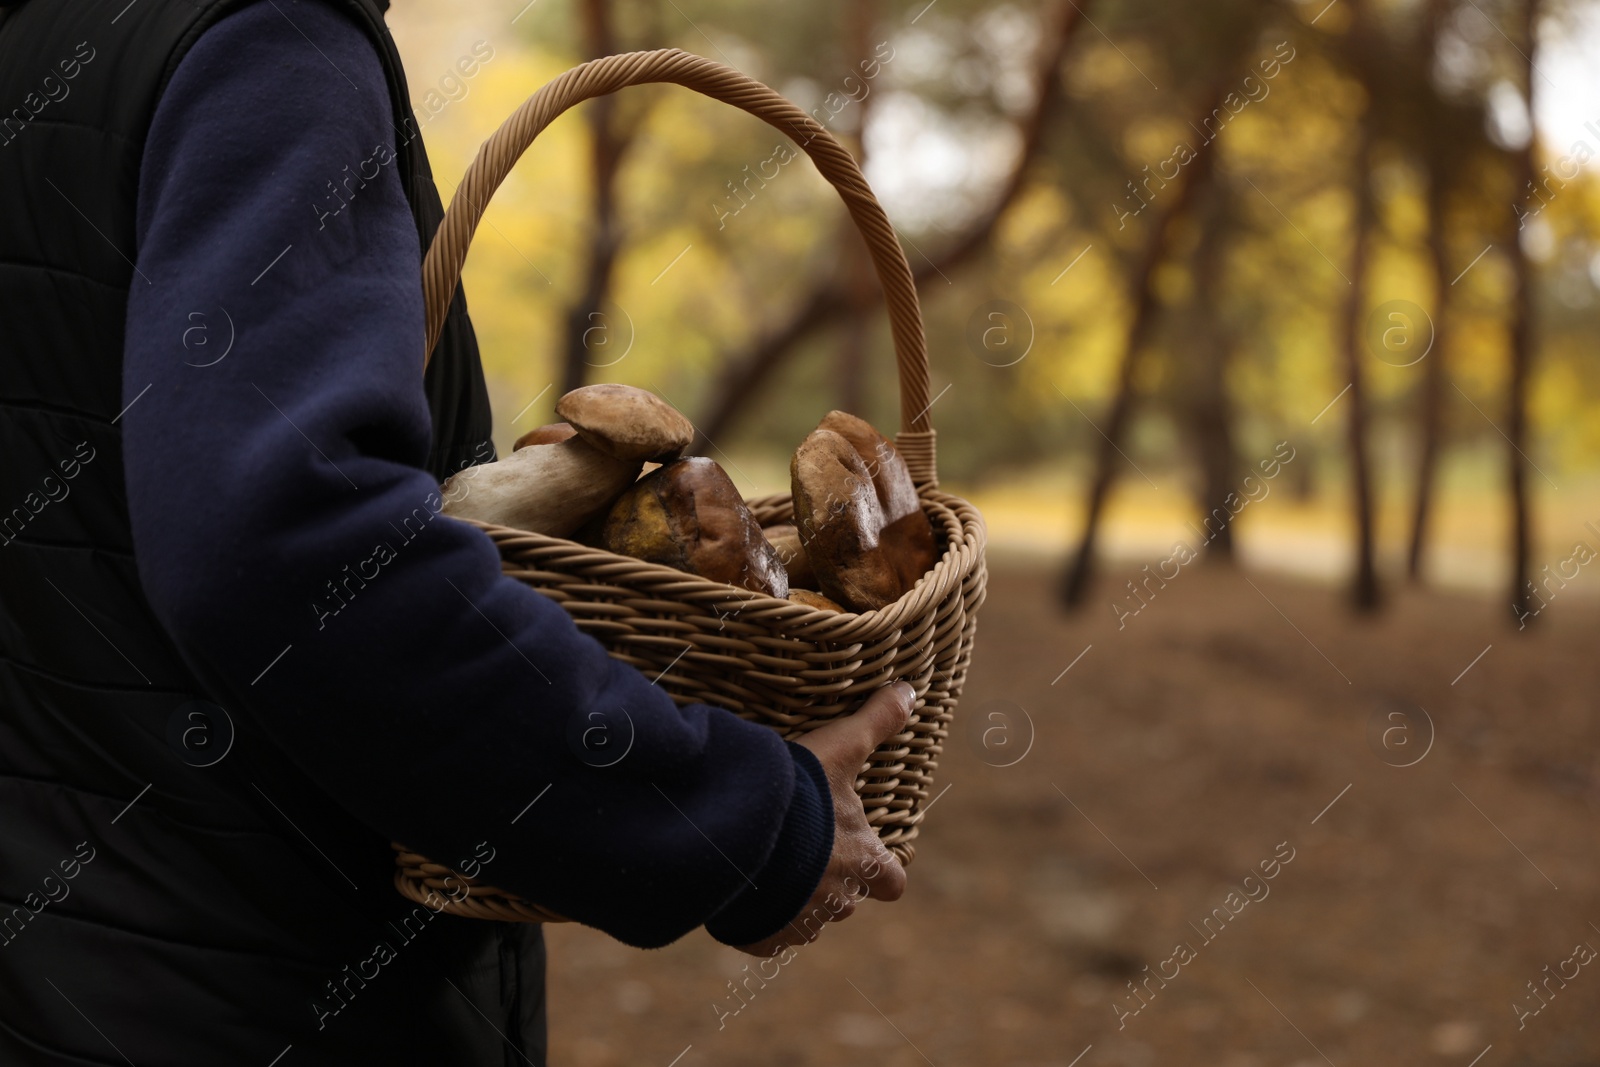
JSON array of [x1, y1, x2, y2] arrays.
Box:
[[542, 557, 1600, 1067]]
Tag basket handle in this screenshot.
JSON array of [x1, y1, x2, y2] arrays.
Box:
[[420, 48, 938, 486]]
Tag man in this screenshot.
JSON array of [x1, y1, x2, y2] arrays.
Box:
[[0, 0, 911, 1062]]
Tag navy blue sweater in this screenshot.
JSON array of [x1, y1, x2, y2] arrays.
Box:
[[120, 0, 830, 949]]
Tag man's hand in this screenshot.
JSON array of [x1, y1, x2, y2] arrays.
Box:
[[737, 681, 915, 957]]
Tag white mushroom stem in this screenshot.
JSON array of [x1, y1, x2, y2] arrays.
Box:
[[440, 437, 641, 537]]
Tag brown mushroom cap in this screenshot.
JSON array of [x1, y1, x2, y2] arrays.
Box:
[[556, 383, 695, 462], [816, 410, 920, 524], [791, 429, 901, 612], [814, 411, 938, 589], [512, 422, 577, 451], [601, 457, 788, 597]]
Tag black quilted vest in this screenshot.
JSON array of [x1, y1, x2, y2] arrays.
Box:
[[0, 1, 542, 1063]]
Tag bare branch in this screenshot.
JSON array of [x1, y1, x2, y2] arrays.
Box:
[[696, 0, 1091, 444]]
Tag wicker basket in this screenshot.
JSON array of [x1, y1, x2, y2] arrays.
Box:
[[393, 48, 987, 923]]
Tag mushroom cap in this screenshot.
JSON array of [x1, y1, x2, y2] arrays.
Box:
[[791, 428, 900, 612], [512, 422, 577, 451], [816, 410, 920, 523], [556, 384, 695, 462], [601, 457, 788, 597]]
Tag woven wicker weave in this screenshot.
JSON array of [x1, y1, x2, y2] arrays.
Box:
[[393, 48, 987, 924]]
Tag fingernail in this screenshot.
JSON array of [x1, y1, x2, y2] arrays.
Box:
[[893, 680, 916, 709]]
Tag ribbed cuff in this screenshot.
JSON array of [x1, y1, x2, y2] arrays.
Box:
[[703, 742, 834, 947]]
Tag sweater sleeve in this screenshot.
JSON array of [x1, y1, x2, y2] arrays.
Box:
[[120, 0, 830, 949]]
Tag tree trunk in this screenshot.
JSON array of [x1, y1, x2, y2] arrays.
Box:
[[1188, 188, 1238, 562], [1507, 0, 1540, 625], [1407, 0, 1453, 583], [835, 0, 877, 416], [1059, 135, 1217, 607], [1406, 162, 1450, 581], [559, 0, 626, 396], [1338, 24, 1382, 612]]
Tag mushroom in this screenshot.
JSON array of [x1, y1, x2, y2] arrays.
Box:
[[762, 523, 817, 589], [880, 508, 938, 594], [512, 422, 577, 450], [810, 412, 938, 600], [601, 457, 788, 597], [440, 437, 640, 538], [555, 383, 695, 463], [790, 429, 902, 612], [816, 410, 922, 524], [787, 589, 846, 613]]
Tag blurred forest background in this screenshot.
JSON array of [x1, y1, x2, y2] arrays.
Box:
[[389, 0, 1600, 1063], [393, 0, 1600, 615]]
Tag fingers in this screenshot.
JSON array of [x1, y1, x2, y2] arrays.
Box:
[[852, 838, 907, 903], [735, 933, 786, 958], [857, 681, 917, 758], [733, 842, 907, 958], [804, 681, 917, 769], [737, 682, 916, 961]]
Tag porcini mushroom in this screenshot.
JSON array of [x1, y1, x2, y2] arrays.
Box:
[[790, 429, 903, 612], [513, 422, 578, 450], [440, 437, 640, 538], [555, 383, 695, 463], [809, 412, 938, 601], [762, 523, 817, 589], [816, 410, 921, 524], [787, 589, 846, 613], [601, 457, 788, 597]]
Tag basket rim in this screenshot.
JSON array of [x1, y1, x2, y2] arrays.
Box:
[[456, 486, 986, 641]]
